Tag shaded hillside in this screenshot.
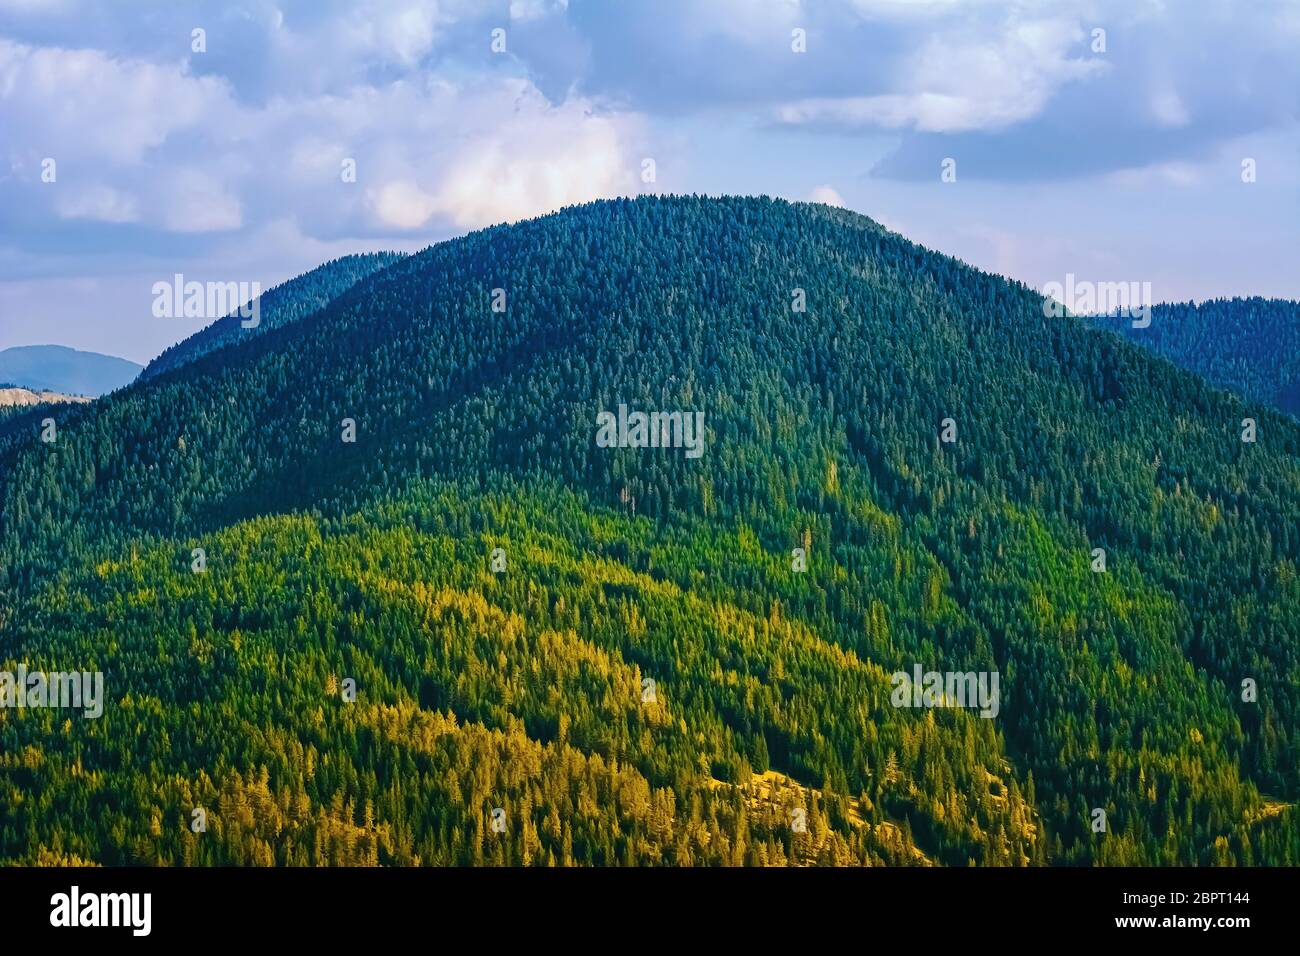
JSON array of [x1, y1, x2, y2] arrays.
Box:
[[140, 252, 404, 381], [1090, 298, 1300, 416]]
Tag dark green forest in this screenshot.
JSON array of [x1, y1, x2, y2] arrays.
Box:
[[1, 195, 1297, 866], [140, 252, 404, 382], [1090, 298, 1300, 417]]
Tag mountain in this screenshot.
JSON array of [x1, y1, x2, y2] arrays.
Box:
[[1, 195, 1297, 866], [1089, 298, 1300, 416], [140, 252, 404, 381], [0, 344, 141, 397]]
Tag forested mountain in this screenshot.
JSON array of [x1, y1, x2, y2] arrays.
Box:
[[1089, 298, 1300, 416], [140, 252, 404, 381], [1, 196, 1297, 866], [0, 345, 141, 397]]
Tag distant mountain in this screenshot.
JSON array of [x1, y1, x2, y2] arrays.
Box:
[[0, 344, 141, 397], [2, 196, 1298, 867], [140, 252, 404, 381], [1089, 298, 1300, 416]]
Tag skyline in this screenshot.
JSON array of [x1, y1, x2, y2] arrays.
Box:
[[2, 0, 1298, 364]]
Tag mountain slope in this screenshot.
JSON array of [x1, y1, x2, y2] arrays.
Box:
[[0, 344, 140, 396], [139, 252, 404, 381], [0, 387, 92, 431], [0, 386, 92, 408], [1, 196, 1297, 866], [1089, 298, 1300, 416]]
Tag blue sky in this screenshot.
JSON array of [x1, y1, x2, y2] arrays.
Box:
[[1, 0, 1297, 364]]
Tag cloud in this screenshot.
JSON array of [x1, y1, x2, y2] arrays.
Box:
[[847, 0, 963, 18], [264, 0, 489, 86], [371, 180, 440, 230], [779, 92, 1036, 134], [862, 2, 1300, 181], [431, 86, 640, 228], [547, 0, 1298, 183], [1107, 160, 1203, 189], [156, 168, 244, 233], [807, 185, 845, 207], [776, 17, 1105, 134], [510, 0, 569, 23], [1148, 87, 1190, 129], [0, 37, 232, 165], [15, 0, 1289, 191], [55, 184, 139, 224], [0, 31, 644, 241]]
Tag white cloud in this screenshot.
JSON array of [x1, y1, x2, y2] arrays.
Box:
[[510, 0, 569, 22], [808, 185, 845, 207], [266, 78, 645, 233], [779, 93, 1020, 133], [0, 38, 232, 165], [156, 169, 243, 233], [1108, 160, 1202, 188], [776, 16, 1105, 133], [264, 0, 491, 92], [0, 28, 644, 240], [848, 0, 963, 18], [371, 180, 440, 230], [55, 184, 139, 223], [671, 0, 802, 42], [433, 93, 639, 228], [1149, 87, 1190, 128], [874, 214, 906, 235], [0, 0, 75, 11]]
